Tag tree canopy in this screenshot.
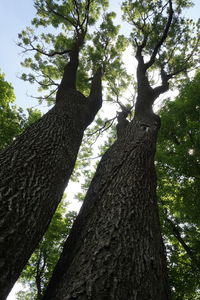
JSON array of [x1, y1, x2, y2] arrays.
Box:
[[18, 0, 129, 104]]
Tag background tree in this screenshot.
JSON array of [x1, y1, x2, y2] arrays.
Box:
[[156, 71, 200, 299], [42, 1, 199, 299]]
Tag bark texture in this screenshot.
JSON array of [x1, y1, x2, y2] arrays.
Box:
[[0, 65, 102, 298], [42, 112, 171, 300]]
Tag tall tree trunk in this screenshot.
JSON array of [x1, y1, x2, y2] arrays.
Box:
[[0, 51, 102, 298], [42, 107, 171, 299]]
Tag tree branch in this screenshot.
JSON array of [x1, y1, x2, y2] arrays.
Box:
[[73, 0, 81, 28], [135, 35, 148, 62], [81, 0, 91, 30], [145, 0, 174, 70], [166, 217, 200, 269], [28, 45, 71, 57], [167, 41, 200, 78], [152, 66, 170, 98], [56, 28, 86, 92], [35, 251, 43, 299], [87, 117, 116, 137], [30, 87, 58, 102], [89, 117, 115, 146], [47, 4, 78, 29]]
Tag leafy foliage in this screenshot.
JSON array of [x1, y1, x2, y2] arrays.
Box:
[[156, 71, 200, 299], [0, 71, 41, 150]]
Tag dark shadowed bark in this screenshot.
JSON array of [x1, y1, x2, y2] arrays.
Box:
[[0, 37, 102, 299]]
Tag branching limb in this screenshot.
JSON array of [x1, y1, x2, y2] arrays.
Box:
[[135, 35, 148, 63], [21, 41, 71, 57], [88, 117, 116, 137], [166, 216, 200, 269], [73, 0, 81, 28], [30, 87, 58, 103], [152, 66, 170, 98], [32, 76, 59, 89], [88, 117, 116, 146], [81, 0, 92, 30], [47, 3, 78, 28], [56, 1, 93, 92], [167, 39, 200, 78], [145, 0, 174, 70]]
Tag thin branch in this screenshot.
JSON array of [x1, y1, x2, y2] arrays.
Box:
[[19, 40, 71, 58], [135, 35, 148, 61], [167, 42, 200, 78], [47, 5, 78, 29], [90, 118, 115, 146], [159, 1, 170, 16], [81, 0, 92, 30], [145, 0, 174, 70], [32, 77, 59, 88], [166, 217, 200, 269], [29, 87, 59, 102], [88, 153, 103, 160], [152, 66, 170, 97], [41, 73, 60, 87], [87, 117, 116, 137], [73, 0, 80, 22], [35, 251, 43, 299]]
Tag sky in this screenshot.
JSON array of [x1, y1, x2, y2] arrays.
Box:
[[0, 0, 199, 299], [0, 0, 38, 109]]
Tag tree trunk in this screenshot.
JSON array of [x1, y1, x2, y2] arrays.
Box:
[[0, 66, 102, 299], [42, 111, 171, 299]]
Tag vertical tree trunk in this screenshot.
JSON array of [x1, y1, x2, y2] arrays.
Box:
[[0, 63, 102, 298], [42, 110, 171, 299]]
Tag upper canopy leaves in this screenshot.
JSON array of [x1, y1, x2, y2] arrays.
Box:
[[122, 0, 199, 79], [18, 0, 129, 104]]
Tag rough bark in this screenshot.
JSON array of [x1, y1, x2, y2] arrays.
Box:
[[0, 48, 102, 298], [42, 109, 170, 300]]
